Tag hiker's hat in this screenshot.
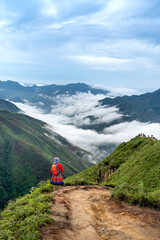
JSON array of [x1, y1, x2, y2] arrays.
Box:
[[54, 157, 59, 164]]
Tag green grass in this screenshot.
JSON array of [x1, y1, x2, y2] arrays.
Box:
[[0, 181, 53, 240], [64, 136, 160, 208], [111, 182, 160, 208], [105, 138, 160, 191], [0, 111, 93, 209], [64, 163, 101, 185]]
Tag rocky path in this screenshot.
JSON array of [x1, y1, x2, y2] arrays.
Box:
[[41, 186, 160, 240]]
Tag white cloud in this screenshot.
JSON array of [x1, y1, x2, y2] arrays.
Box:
[[48, 20, 75, 29], [69, 55, 134, 71], [13, 91, 160, 162], [92, 85, 141, 97], [41, 0, 57, 16], [49, 23, 63, 29], [0, 0, 160, 86], [69, 54, 159, 71], [103, 121, 160, 143], [50, 92, 122, 126], [0, 20, 9, 26], [106, 0, 130, 14], [76, 55, 129, 64], [78, 0, 154, 26]]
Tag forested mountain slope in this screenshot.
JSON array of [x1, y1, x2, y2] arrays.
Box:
[[0, 111, 93, 208]]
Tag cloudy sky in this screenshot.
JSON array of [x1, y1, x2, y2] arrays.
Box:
[[0, 0, 160, 91]]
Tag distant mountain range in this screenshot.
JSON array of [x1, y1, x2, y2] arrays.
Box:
[[1, 80, 160, 160], [101, 89, 160, 123], [80, 88, 160, 133], [0, 109, 93, 209], [0, 81, 109, 112], [0, 81, 108, 96], [2, 80, 160, 125], [2, 81, 160, 126]]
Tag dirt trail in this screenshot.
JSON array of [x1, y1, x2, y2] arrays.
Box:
[[41, 186, 160, 240]]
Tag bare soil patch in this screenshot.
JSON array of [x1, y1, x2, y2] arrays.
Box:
[[41, 186, 160, 240]]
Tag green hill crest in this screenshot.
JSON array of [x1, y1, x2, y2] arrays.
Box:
[[65, 136, 160, 207]]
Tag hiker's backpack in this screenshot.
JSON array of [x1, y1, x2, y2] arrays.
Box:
[[51, 164, 59, 175]]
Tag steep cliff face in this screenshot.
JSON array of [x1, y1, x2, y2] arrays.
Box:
[[104, 167, 118, 181]]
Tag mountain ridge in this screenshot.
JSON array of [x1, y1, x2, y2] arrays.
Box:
[[0, 99, 20, 113], [0, 80, 109, 113], [0, 80, 109, 100], [100, 88, 160, 123], [78, 88, 160, 134], [64, 136, 160, 207]]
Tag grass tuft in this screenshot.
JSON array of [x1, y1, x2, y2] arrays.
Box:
[[111, 182, 160, 208], [0, 181, 53, 240]]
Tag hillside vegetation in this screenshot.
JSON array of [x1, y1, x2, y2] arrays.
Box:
[[0, 137, 160, 239], [0, 181, 53, 240], [0, 99, 20, 113], [0, 111, 93, 209], [65, 136, 160, 207]]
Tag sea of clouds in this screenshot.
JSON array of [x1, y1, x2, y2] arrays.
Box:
[[13, 88, 160, 162]]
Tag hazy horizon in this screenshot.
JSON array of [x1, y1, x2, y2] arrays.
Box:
[[0, 79, 158, 95]]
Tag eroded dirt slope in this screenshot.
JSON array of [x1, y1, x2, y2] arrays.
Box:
[[41, 186, 160, 240]]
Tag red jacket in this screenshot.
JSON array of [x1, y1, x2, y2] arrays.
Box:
[[50, 163, 63, 175]]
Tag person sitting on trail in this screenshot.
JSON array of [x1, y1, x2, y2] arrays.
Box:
[[50, 157, 64, 194]]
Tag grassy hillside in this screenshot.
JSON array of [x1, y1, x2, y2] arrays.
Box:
[[65, 136, 160, 207], [0, 111, 93, 209], [105, 138, 160, 190], [0, 181, 53, 240], [0, 99, 20, 113]]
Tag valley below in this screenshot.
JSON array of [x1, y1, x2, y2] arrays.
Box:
[[41, 186, 160, 240], [0, 82, 160, 239]]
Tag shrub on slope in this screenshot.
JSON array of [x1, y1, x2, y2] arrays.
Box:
[[0, 181, 53, 240]]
